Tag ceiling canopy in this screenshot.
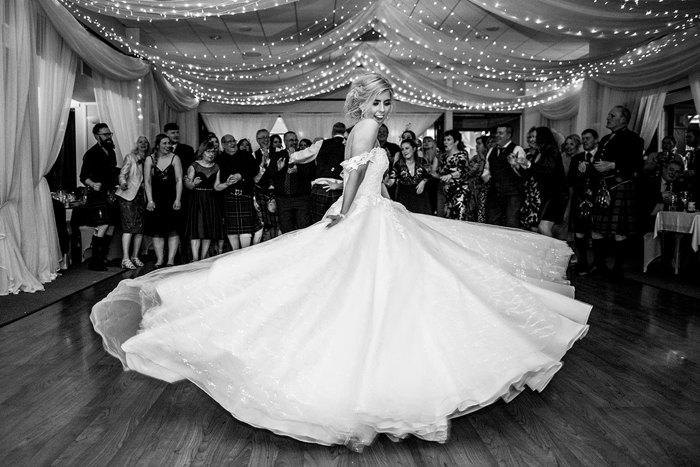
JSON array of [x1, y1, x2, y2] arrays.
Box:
[[60, 0, 700, 110]]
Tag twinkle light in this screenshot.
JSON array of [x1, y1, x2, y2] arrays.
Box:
[[63, 0, 298, 21], [58, 0, 700, 111]]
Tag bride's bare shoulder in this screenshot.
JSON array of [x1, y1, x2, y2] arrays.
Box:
[[349, 119, 380, 155]]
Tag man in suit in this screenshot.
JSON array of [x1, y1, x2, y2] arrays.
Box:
[[641, 160, 684, 231], [80, 123, 119, 270], [590, 106, 645, 277], [164, 122, 195, 262], [485, 124, 527, 228], [289, 122, 347, 223], [267, 131, 315, 233]]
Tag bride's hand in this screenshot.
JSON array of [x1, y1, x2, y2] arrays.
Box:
[[325, 214, 345, 229]]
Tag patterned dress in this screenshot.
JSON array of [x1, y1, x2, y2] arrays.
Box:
[[439, 150, 470, 220]]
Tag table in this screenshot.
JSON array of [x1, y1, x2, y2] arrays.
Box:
[[647, 210, 700, 274]]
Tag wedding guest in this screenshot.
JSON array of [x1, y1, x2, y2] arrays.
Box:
[[568, 129, 601, 274], [271, 134, 283, 152], [298, 138, 313, 150], [422, 136, 441, 214], [562, 134, 582, 176], [485, 124, 527, 228], [216, 137, 263, 251], [80, 123, 119, 271], [115, 136, 148, 270], [438, 129, 470, 220], [144, 134, 183, 268], [644, 136, 684, 177], [253, 129, 279, 241], [185, 141, 223, 262], [521, 127, 568, 237], [392, 139, 431, 214], [472, 136, 490, 223], [237, 138, 252, 153]]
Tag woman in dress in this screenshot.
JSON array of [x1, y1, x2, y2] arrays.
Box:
[[562, 134, 582, 177], [473, 136, 490, 223], [115, 136, 149, 269], [185, 141, 223, 262], [422, 136, 441, 215], [216, 139, 263, 250], [522, 127, 569, 237], [92, 73, 590, 451], [144, 134, 183, 268], [391, 139, 432, 214], [438, 129, 470, 219]]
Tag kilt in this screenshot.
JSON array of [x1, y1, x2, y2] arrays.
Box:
[[592, 179, 637, 236], [310, 185, 342, 223], [118, 188, 145, 234], [224, 191, 263, 235], [85, 190, 117, 227], [255, 189, 278, 229]]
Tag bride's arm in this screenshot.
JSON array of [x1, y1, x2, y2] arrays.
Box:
[[326, 119, 378, 228]]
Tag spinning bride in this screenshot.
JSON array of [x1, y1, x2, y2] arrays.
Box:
[[91, 73, 591, 450]]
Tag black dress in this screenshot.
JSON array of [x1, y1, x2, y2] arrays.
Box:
[[185, 162, 223, 240], [392, 158, 432, 215], [145, 155, 180, 238]]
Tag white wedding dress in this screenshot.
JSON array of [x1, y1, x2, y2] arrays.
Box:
[[91, 138, 591, 449]]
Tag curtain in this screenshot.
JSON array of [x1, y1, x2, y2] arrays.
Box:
[[690, 71, 700, 114], [36, 0, 149, 80], [385, 113, 442, 142], [94, 73, 139, 163], [32, 1, 77, 280], [0, 0, 44, 294], [281, 113, 347, 141], [201, 114, 278, 148]]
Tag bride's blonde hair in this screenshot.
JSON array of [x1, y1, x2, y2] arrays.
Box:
[[344, 73, 393, 125]]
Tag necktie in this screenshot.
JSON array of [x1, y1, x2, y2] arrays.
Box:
[[585, 152, 592, 162]]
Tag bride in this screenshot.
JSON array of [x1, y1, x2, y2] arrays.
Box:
[[91, 72, 590, 450]]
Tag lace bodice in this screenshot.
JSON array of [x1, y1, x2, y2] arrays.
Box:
[[340, 147, 389, 199]]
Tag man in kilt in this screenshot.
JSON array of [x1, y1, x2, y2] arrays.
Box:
[[590, 106, 644, 277], [80, 123, 119, 271], [290, 122, 347, 223], [568, 128, 601, 275]]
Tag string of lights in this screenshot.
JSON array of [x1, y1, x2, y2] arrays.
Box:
[[57, 0, 700, 110]]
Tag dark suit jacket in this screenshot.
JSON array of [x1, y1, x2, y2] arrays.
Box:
[[597, 128, 644, 181], [640, 174, 685, 230], [316, 136, 346, 180], [173, 143, 195, 175], [267, 150, 316, 197]]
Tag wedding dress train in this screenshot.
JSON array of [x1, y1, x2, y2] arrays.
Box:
[[91, 147, 590, 449]]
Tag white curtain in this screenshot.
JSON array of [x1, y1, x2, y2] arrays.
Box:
[[0, 0, 44, 294], [201, 114, 278, 148], [690, 71, 700, 115], [33, 1, 77, 281], [385, 113, 441, 143], [281, 113, 347, 141], [632, 92, 667, 152], [153, 70, 199, 146], [94, 73, 139, 164]]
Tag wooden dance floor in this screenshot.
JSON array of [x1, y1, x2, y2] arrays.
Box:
[[1, 273, 698, 466]]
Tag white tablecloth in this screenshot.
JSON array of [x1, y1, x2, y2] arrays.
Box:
[[654, 211, 700, 251]]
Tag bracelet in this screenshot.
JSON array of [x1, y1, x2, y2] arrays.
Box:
[[337, 213, 346, 219]]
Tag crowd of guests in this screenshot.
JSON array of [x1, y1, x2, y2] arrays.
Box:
[[78, 106, 699, 275]]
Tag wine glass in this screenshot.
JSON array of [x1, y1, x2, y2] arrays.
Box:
[[679, 191, 689, 211]]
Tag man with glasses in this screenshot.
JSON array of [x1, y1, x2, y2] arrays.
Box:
[[79, 123, 119, 270]]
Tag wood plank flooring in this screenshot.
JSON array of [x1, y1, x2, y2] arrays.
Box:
[[1, 273, 698, 466]]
